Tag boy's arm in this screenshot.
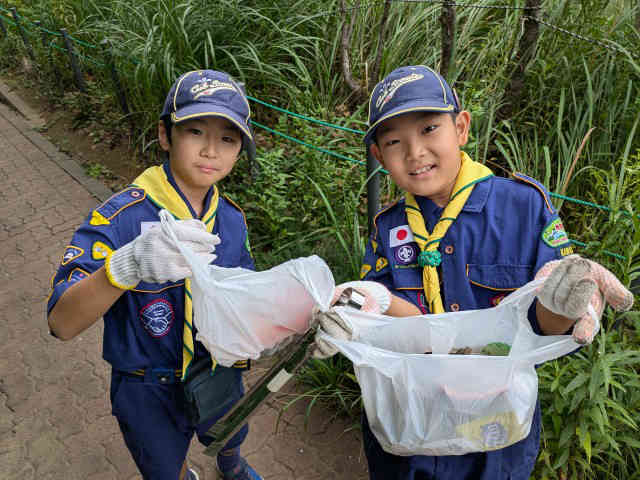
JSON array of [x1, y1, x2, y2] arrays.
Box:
[[387, 293, 422, 317], [48, 266, 125, 340], [535, 301, 575, 335], [47, 213, 219, 341]]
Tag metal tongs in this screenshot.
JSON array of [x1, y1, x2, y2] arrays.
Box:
[[203, 287, 365, 457]]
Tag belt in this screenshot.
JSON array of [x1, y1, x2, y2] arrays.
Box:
[[117, 360, 250, 385], [118, 368, 182, 385]]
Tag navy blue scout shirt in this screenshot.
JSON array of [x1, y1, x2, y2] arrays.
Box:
[[360, 173, 573, 478], [47, 162, 254, 372], [362, 173, 573, 324]]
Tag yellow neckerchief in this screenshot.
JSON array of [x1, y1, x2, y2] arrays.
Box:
[[405, 152, 493, 314], [132, 165, 219, 379]]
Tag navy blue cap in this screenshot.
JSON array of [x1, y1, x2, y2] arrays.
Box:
[[161, 70, 255, 158], [364, 65, 460, 146]]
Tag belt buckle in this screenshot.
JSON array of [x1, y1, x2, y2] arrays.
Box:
[[146, 368, 176, 385]]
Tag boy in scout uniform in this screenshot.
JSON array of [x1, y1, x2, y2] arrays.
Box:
[[313, 65, 634, 479], [48, 70, 263, 480]]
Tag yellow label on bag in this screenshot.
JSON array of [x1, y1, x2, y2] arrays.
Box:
[[455, 410, 525, 451]]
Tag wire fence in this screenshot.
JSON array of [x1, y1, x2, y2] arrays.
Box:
[[1, 2, 637, 261]]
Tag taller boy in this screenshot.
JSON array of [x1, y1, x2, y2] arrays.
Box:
[[47, 70, 262, 480], [313, 65, 633, 479]]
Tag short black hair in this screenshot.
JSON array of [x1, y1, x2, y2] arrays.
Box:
[[163, 117, 173, 145]]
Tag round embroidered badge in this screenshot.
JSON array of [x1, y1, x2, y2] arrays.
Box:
[[394, 244, 416, 264], [140, 299, 174, 337]]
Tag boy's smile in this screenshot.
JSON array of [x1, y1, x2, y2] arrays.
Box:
[[370, 111, 470, 207], [159, 116, 242, 205]]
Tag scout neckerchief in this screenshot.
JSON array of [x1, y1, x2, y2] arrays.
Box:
[[405, 151, 493, 314], [131, 165, 219, 380]]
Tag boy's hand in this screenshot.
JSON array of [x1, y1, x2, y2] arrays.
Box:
[[535, 255, 634, 344], [105, 219, 220, 289], [312, 308, 354, 359], [311, 281, 391, 359]]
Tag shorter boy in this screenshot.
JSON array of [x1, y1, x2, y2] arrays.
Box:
[[47, 70, 263, 480], [313, 65, 633, 480]]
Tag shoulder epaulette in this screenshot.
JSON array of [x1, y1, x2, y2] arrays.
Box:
[[222, 193, 248, 228], [90, 187, 146, 226], [511, 172, 554, 214], [372, 199, 400, 240]]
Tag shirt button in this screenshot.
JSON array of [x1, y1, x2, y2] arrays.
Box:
[[444, 245, 454, 254], [450, 303, 460, 312]]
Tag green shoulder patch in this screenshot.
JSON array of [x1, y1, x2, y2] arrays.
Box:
[[542, 218, 570, 248]]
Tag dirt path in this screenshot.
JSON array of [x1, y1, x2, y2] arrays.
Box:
[[0, 79, 369, 480]]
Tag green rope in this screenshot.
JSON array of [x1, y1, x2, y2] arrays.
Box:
[[50, 42, 68, 53], [550, 192, 638, 219], [247, 95, 366, 135], [0, 10, 635, 223], [77, 51, 106, 67], [569, 239, 626, 261], [250, 120, 369, 168], [32, 24, 62, 37], [67, 34, 98, 49]]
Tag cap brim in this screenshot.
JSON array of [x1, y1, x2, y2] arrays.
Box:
[[171, 104, 254, 146], [364, 100, 456, 146]]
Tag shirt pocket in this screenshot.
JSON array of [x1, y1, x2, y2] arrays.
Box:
[[466, 264, 533, 308]]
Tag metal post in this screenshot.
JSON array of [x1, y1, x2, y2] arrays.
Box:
[[366, 149, 381, 236], [10, 7, 35, 60], [0, 15, 7, 39], [101, 40, 129, 117], [34, 20, 46, 48], [60, 28, 86, 92]]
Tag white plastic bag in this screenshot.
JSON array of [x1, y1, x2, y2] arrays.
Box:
[[317, 279, 581, 456], [159, 211, 335, 366]]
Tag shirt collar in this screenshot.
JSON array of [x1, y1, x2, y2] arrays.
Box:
[[413, 176, 491, 216]]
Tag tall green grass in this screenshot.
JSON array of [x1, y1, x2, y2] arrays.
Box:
[[1, 0, 638, 476]]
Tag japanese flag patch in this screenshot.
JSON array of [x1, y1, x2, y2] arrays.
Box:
[[389, 225, 415, 248]]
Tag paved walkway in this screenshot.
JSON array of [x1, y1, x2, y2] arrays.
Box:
[[0, 83, 369, 480]]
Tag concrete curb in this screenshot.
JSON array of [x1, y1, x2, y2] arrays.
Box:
[[0, 79, 113, 203], [0, 80, 45, 128]]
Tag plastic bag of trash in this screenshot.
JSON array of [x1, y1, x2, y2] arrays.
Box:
[[317, 279, 580, 456], [159, 210, 334, 366]]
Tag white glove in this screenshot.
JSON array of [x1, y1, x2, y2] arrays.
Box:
[[535, 255, 634, 344], [311, 280, 391, 359], [312, 309, 354, 359], [105, 218, 220, 289], [333, 280, 392, 314]]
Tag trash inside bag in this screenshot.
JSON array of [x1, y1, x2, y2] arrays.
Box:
[[317, 279, 581, 456], [159, 210, 335, 366]]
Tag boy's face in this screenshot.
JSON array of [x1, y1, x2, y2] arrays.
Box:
[[370, 111, 470, 207], [158, 116, 243, 195]]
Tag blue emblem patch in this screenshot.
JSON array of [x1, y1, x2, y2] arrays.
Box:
[[67, 268, 89, 283], [140, 299, 174, 337], [394, 244, 416, 264], [61, 245, 84, 265]]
